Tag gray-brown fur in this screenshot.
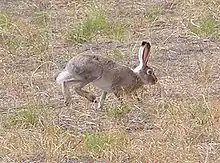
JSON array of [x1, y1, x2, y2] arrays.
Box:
[[56, 41, 157, 109]]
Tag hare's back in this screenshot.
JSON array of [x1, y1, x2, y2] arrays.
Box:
[[65, 54, 116, 81]]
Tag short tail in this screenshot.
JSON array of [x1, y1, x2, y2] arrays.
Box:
[[55, 70, 72, 84]]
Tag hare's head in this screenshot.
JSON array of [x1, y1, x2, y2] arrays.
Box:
[[133, 41, 157, 85]]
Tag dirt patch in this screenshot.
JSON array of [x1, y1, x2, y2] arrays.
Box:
[[1, 0, 220, 162]]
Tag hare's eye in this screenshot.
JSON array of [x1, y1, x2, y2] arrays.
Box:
[[146, 69, 152, 75]]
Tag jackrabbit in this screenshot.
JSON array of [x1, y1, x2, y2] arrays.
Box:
[[56, 41, 157, 109]]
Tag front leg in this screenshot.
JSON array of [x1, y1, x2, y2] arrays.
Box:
[[133, 91, 141, 101], [114, 91, 124, 105], [97, 91, 107, 110]]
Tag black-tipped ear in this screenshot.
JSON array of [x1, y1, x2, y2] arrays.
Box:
[[141, 41, 147, 46], [141, 41, 151, 47], [146, 42, 151, 49]]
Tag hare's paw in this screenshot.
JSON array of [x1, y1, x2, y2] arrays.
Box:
[[97, 103, 103, 110], [64, 97, 72, 106], [89, 94, 98, 103]]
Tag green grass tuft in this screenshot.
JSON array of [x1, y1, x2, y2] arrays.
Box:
[[1, 105, 47, 129], [188, 104, 212, 129], [106, 105, 131, 119], [31, 11, 50, 27], [190, 15, 219, 39], [67, 9, 126, 44], [68, 9, 108, 44], [0, 13, 50, 55], [111, 48, 123, 60], [83, 132, 128, 155], [0, 12, 13, 28], [27, 30, 50, 54], [105, 22, 126, 41], [145, 6, 162, 21]]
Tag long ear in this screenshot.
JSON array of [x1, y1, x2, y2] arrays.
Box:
[[142, 42, 151, 66], [133, 41, 151, 73]]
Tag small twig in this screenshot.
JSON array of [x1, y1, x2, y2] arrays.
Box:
[[190, 19, 200, 28], [162, 29, 178, 44], [72, 139, 83, 150]]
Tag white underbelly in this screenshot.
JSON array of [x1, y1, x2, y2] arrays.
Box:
[[92, 78, 113, 92]]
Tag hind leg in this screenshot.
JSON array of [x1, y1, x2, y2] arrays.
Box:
[[61, 79, 81, 106], [74, 83, 97, 103], [56, 71, 78, 105], [56, 70, 98, 105], [63, 79, 97, 105], [61, 81, 72, 106], [97, 91, 107, 110]]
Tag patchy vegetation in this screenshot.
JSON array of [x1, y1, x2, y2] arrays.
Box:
[[2, 107, 39, 129], [190, 14, 220, 40], [83, 132, 128, 157], [111, 47, 123, 60], [145, 5, 162, 21], [0, 0, 220, 162], [31, 11, 50, 27], [105, 105, 131, 119], [0, 12, 49, 55], [0, 12, 13, 28], [67, 9, 126, 44]]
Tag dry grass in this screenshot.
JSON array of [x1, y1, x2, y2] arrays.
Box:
[[1, 0, 220, 162]]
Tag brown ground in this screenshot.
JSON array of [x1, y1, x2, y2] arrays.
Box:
[[1, 0, 220, 162]]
